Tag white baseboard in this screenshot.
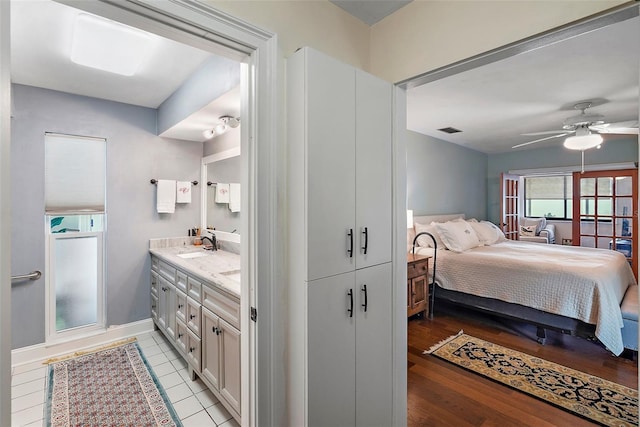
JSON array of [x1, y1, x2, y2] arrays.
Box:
[[11, 318, 155, 367]]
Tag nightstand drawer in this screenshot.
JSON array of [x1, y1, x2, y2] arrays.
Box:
[[407, 260, 429, 280]]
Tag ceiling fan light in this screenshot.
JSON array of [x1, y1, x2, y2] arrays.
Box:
[[214, 123, 228, 134], [563, 133, 603, 150], [203, 129, 215, 139]]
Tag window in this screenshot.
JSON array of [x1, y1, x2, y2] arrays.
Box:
[[524, 175, 572, 219], [45, 133, 106, 340]]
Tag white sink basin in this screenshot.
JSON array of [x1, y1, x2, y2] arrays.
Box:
[[177, 251, 210, 259]]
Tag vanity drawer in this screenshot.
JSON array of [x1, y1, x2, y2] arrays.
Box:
[[188, 276, 202, 303], [176, 290, 187, 324], [151, 293, 158, 323], [186, 328, 202, 373], [175, 319, 188, 355], [186, 297, 201, 337], [158, 261, 176, 283], [151, 271, 159, 296], [203, 286, 240, 330], [176, 270, 188, 294], [151, 256, 159, 272]]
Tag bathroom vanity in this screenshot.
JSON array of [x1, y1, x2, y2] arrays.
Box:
[[149, 239, 241, 423]]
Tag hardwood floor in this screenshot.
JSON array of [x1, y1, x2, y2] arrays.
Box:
[[407, 301, 638, 427]]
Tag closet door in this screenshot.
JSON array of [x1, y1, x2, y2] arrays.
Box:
[[355, 263, 393, 427], [355, 70, 392, 269], [308, 272, 356, 426], [306, 49, 357, 281]]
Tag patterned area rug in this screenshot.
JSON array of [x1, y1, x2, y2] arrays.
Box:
[[45, 339, 182, 427], [425, 331, 638, 427]]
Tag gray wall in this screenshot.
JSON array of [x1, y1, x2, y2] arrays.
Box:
[[11, 84, 202, 349], [486, 138, 638, 223], [157, 56, 240, 135], [407, 130, 488, 220]]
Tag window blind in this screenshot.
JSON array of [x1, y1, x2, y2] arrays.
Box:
[[45, 133, 106, 213]]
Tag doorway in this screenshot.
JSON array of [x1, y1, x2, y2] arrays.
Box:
[[1, 1, 278, 425]]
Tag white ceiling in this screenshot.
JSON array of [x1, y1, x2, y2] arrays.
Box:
[[10, 0, 240, 142], [407, 15, 640, 154]]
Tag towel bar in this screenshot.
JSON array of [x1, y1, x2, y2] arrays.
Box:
[[150, 179, 198, 185]]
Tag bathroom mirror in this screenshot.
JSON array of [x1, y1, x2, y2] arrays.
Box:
[[201, 145, 241, 237]]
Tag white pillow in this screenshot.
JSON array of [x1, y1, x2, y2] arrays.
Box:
[[433, 220, 481, 253], [413, 222, 444, 249], [520, 225, 536, 236], [522, 217, 546, 235], [471, 221, 506, 245]]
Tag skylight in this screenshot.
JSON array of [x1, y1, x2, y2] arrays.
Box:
[[71, 13, 154, 76]]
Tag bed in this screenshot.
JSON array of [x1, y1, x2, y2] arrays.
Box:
[[409, 214, 637, 356]]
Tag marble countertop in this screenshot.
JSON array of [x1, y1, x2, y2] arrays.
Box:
[[149, 245, 240, 298]]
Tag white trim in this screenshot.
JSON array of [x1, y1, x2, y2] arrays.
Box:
[[509, 162, 637, 176], [0, 1, 11, 424], [392, 86, 408, 427], [11, 318, 154, 368]]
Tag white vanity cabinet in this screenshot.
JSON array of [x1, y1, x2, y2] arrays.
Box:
[[202, 306, 241, 417], [287, 47, 394, 426], [150, 253, 241, 424]]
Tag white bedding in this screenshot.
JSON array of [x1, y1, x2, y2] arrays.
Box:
[[419, 241, 636, 355]]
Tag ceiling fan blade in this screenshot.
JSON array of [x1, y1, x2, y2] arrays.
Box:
[[512, 132, 571, 149], [521, 130, 568, 136], [590, 121, 639, 134]]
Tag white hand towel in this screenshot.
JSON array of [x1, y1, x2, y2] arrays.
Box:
[[215, 183, 230, 203], [176, 181, 192, 203], [157, 179, 176, 213], [229, 183, 241, 213]]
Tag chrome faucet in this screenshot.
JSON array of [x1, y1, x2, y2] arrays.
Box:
[[201, 234, 217, 251]]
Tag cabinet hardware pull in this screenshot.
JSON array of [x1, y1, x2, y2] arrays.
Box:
[[347, 289, 354, 318], [178, 333, 183, 338], [190, 314, 196, 320], [362, 227, 368, 254], [151, 305, 156, 309], [178, 304, 183, 309], [162, 287, 167, 292], [361, 284, 368, 312], [212, 326, 217, 333], [216, 329, 221, 335], [189, 347, 195, 353], [347, 229, 354, 258]]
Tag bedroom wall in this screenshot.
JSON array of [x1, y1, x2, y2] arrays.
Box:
[[486, 137, 638, 242], [407, 130, 487, 220], [10, 84, 202, 349]]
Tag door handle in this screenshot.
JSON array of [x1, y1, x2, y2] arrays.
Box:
[[347, 229, 354, 258], [361, 227, 368, 255], [347, 289, 354, 318], [361, 284, 368, 312]]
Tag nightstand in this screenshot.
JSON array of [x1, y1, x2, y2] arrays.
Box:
[[407, 253, 431, 318]]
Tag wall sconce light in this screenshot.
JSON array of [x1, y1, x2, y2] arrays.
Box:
[[203, 115, 240, 140]]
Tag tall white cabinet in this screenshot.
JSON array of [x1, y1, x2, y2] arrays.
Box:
[[288, 47, 394, 427]]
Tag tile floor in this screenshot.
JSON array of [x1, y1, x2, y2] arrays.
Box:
[[11, 330, 241, 427]]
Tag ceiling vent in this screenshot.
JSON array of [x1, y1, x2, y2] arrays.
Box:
[[438, 127, 462, 134]]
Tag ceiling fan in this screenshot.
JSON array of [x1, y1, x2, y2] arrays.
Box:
[[512, 101, 639, 149]]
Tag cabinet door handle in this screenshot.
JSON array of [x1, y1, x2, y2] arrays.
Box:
[[347, 289, 354, 318], [162, 287, 167, 292], [189, 347, 195, 353], [361, 284, 368, 312], [178, 333, 183, 338], [216, 328, 221, 336], [347, 229, 354, 258], [178, 304, 183, 309], [189, 314, 196, 320], [361, 227, 368, 254]]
